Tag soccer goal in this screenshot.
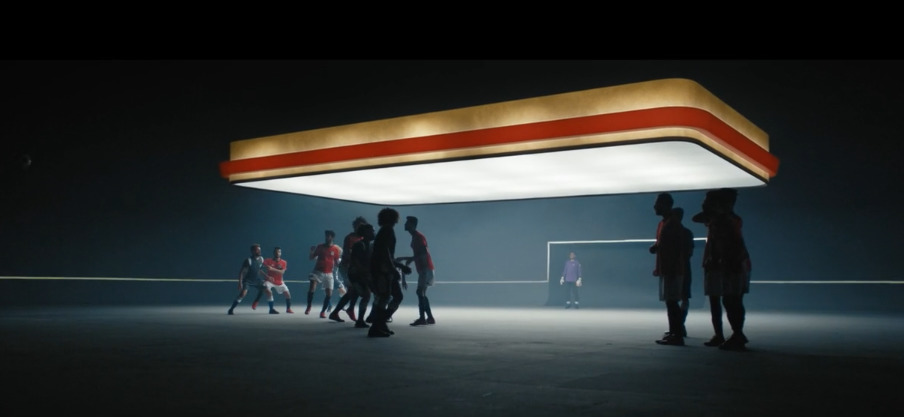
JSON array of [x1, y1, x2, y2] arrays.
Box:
[[545, 238, 707, 307]]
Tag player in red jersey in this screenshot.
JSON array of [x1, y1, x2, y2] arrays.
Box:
[[263, 246, 292, 314], [307, 230, 342, 318]]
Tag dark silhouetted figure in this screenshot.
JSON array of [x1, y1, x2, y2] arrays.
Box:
[[674, 208, 695, 336], [650, 193, 674, 275], [559, 251, 583, 309], [693, 188, 751, 350], [330, 216, 370, 323], [346, 223, 375, 328], [398, 216, 437, 326], [368, 208, 411, 337], [227, 243, 270, 315], [651, 194, 692, 346], [650, 193, 677, 338], [388, 258, 409, 322]]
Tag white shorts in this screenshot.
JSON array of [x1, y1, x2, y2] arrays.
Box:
[[309, 271, 334, 290], [336, 266, 349, 289], [265, 281, 290, 295]]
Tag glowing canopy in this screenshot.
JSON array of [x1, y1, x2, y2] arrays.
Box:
[[219, 78, 779, 205]]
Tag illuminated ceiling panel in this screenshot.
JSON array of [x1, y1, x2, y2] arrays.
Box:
[[219, 78, 779, 205]]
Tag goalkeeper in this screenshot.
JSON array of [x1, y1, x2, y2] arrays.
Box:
[[559, 251, 583, 309]]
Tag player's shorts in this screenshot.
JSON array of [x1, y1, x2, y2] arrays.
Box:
[[659, 274, 685, 302], [242, 280, 265, 291], [704, 269, 750, 297], [350, 280, 370, 296], [417, 269, 435, 290], [336, 266, 350, 287], [309, 271, 334, 290], [265, 281, 290, 295], [333, 271, 346, 291]]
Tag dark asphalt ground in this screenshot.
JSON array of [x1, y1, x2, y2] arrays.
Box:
[[2, 304, 901, 417]]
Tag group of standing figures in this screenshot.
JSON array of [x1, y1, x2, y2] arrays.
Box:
[[650, 188, 752, 351], [227, 208, 437, 338], [227, 191, 750, 347], [559, 187, 753, 351]]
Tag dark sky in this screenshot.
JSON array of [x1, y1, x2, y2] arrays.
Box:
[[1, 60, 901, 287]]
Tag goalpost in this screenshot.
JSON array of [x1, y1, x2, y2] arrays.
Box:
[[545, 238, 709, 307], [547, 238, 709, 281], [547, 239, 669, 283]]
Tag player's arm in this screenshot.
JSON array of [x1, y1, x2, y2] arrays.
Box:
[[268, 263, 285, 276], [258, 263, 270, 280], [239, 258, 252, 280], [238, 261, 249, 288], [309, 244, 318, 260]]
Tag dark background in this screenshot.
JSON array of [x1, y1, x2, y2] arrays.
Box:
[[1, 60, 901, 309]]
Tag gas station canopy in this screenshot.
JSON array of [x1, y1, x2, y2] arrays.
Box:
[[219, 78, 779, 205]]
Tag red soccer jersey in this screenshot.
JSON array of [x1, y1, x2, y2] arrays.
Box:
[[410, 231, 434, 272], [312, 244, 341, 274], [263, 258, 287, 285]]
